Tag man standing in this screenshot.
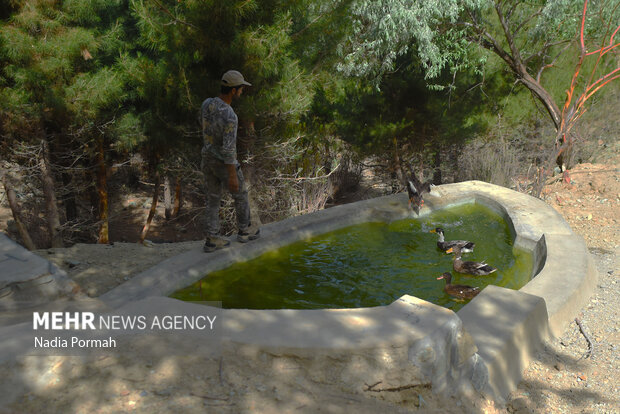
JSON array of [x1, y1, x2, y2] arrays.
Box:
[[201, 70, 260, 252]]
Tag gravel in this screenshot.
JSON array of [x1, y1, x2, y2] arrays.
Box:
[[506, 247, 619, 414]]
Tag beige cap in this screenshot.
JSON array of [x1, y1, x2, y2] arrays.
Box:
[[221, 70, 252, 87]]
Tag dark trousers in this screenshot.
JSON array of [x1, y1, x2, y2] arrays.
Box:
[[201, 156, 250, 237]]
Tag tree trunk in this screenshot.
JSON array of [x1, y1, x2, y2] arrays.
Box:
[[517, 71, 562, 130], [392, 137, 406, 188], [39, 139, 63, 248], [241, 164, 263, 227], [61, 171, 78, 222], [96, 136, 109, 244], [3, 179, 36, 250], [237, 120, 263, 227], [163, 174, 172, 220], [172, 176, 182, 217], [432, 148, 442, 185], [477, 11, 563, 149], [139, 171, 161, 244]]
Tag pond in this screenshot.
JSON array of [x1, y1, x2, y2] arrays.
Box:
[[171, 203, 533, 312]]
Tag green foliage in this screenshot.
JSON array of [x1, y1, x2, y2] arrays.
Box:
[[1, 0, 616, 245], [62, 0, 124, 26], [339, 0, 488, 81], [0, 0, 137, 153], [1, 25, 34, 64], [110, 112, 148, 151], [66, 68, 125, 119]]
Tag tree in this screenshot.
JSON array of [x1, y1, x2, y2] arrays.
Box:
[[339, 0, 619, 169], [554, 0, 620, 170], [0, 0, 140, 245], [126, 0, 330, 224]]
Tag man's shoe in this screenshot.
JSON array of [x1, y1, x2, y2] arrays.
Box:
[[203, 236, 230, 253], [237, 225, 260, 243]]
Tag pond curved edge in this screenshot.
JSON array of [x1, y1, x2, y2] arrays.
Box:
[[100, 180, 596, 338], [0, 181, 598, 406], [432, 180, 597, 337], [96, 181, 596, 404], [431, 181, 597, 402]]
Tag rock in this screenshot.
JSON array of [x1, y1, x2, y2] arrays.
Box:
[[153, 388, 172, 397], [508, 397, 532, 413], [7, 220, 17, 233], [64, 259, 81, 268], [554, 362, 565, 371]]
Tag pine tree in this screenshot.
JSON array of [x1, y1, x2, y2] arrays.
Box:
[[0, 0, 139, 245]]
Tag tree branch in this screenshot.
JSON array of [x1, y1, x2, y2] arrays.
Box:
[[148, 0, 197, 29], [535, 41, 573, 83], [460, 15, 516, 69], [495, 2, 523, 66], [291, 10, 329, 39], [525, 40, 572, 65], [513, 8, 543, 37], [505, 1, 520, 22]]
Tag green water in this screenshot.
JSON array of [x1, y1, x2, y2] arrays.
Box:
[[171, 204, 533, 312]]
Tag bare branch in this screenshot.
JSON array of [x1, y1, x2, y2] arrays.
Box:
[[505, 1, 520, 22], [267, 163, 340, 182], [535, 41, 573, 83], [459, 17, 516, 69], [147, 0, 197, 29], [513, 8, 543, 37], [495, 2, 523, 65], [525, 40, 572, 65]]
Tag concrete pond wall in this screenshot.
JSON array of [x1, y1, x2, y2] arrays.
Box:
[[0, 181, 598, 403]]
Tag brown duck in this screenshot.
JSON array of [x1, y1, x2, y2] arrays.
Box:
[[446, 245, 497, 276], [429, 227, 475, 253], [437, 272, 481, 299]]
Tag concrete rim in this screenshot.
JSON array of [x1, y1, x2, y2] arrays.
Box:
[[100, 181, 595, 331], [98, 181, 596, 401], [0, 181, 597, 403]]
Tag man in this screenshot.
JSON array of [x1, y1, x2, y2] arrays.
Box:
[[200, 70, 260, 253]]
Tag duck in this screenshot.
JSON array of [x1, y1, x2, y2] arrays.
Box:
[[437, 272, 481, 299], [406, 167, 433, 215], [446, 245, 497, 276], [429, 227, 475, 253]]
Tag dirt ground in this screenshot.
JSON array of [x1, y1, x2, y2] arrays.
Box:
[[0, 154, 618, 413], [542, 161, 619, 251], [505, 156, 619, 414]]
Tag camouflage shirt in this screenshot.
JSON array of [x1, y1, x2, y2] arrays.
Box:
[[201, 97, 238, 164]]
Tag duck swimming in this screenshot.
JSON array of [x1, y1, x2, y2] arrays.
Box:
[[446, 245, 497, 276], [437, 272, 481, 300], [429, 227, 475, 253]]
